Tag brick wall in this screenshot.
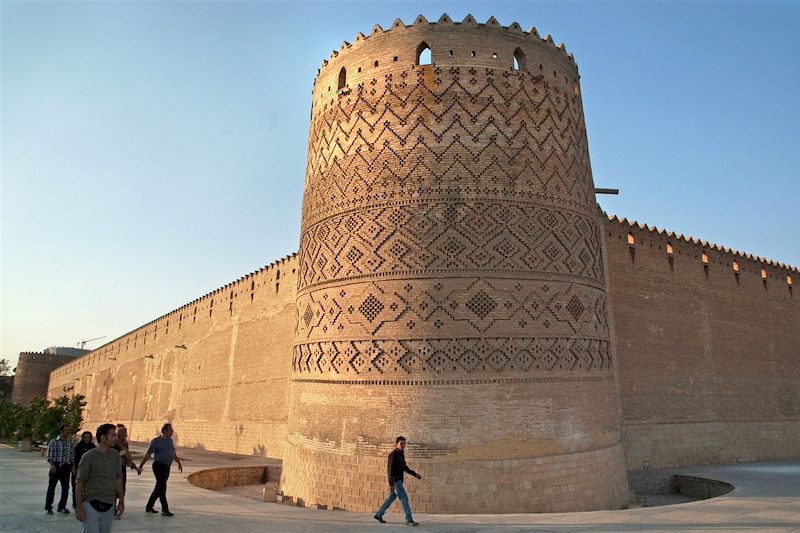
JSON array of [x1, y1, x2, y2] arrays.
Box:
[[605, 217, 800, 469], [47, 255, 298, 456]]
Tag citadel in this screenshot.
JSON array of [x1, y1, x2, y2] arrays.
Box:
[[13, 15, 798, 514]]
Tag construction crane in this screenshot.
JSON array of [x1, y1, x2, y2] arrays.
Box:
[[77, 336, 106, 350]]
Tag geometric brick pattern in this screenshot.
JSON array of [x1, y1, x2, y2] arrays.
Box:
[[300, 200, 605, 288], [296, 278, 609, 339], [292, 337, 612, 376], [300, 66, 596, 232]]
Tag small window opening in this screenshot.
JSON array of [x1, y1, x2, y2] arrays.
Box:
[[393, 56, 398, 62], [275, 283, 280, 293], [733, 260, 740, 273], [666, 243, 674, 255], [374, 60, 379, 67], [626, 233, 635, 246], [448, 50, 453, 57], [337, 67, 346, 90], [761, 268, 768, 280], [416, 42, 431, 65], [539, 64, 543, 70], [492, 52, 498, 59], [702, 252, 709, 265], [357, 66, 361, 73], [276, 269, 280, 280], [512, 48, 526, 71], [788, 275, 793, 286], [229, 302, 233, 315], [470, 51, 476, 57]]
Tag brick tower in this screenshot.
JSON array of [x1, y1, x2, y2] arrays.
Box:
[[282, 14, 629, 513]]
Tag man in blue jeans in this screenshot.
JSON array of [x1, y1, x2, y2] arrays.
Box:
[[374, 436, 422, 526]]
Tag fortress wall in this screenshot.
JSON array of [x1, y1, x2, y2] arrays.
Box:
[[48, 255, 299, 457], [605, 217, 800, 469]]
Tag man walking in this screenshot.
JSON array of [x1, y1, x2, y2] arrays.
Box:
[[137, 423, 183, 516], [45, 424, 75, 515], [374, 436, 422, 526], [75, 423, 124, 533]]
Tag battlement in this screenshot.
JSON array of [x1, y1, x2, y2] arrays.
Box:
[[312, 14, 579, 106], [606, 214, 798, 276]]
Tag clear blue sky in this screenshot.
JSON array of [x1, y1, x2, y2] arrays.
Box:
[[3, 1, 799, 369]]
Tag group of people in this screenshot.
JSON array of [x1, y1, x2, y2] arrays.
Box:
[[47, 426, 424, 529], [44, 422, 183, 533]]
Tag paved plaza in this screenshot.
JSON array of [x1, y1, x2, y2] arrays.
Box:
[[1, 444, 799, 532]]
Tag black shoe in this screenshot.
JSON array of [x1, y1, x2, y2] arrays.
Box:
[[57, 508, 71, 514], [374, 514, 386, 523], [406, 521, 420, 527], [145, 508, 159, 513], [161, 511, 174, 517], [45, 509, 53, 515]]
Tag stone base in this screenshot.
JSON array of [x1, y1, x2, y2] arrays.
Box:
[[280, 442, 629, 513]]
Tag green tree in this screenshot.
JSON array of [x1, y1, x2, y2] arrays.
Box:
[[63, 395, 86, 434], [0, 400, 23, 439]]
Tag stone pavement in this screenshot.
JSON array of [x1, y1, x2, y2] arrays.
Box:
[[1, 444, 799, 532]]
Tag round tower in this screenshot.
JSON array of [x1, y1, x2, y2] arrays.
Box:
[[282, 14, 629, 513]]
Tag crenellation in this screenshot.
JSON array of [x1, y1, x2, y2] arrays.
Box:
[[608, 215, 798, 278]]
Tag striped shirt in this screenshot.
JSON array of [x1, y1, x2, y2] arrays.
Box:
[[47, 436, 75, 465]]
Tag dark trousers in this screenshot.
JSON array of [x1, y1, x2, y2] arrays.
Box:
[[71, 471, 77, 509], [146, 462, 170, 512], [45, 463, 72, 511]]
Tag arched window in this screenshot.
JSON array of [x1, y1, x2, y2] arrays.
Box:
[[416, 42, 431, 65], [513, 48, 526, 71], [337, 67, 347, 90]]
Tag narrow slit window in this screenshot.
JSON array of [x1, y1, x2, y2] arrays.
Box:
[[513, 48, 526, 71], [788, 275, 793, 286], [337, 67, 346, 90], [702, 252, 709, 265], [761, 268, 768, 280], [626, 233, 635, 245], [666, 243, 674, 255], [416, 42, 431, 65], [732, 260, 740, 273]]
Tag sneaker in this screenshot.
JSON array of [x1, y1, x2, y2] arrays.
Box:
[[145, 508, 159, 514], [406, 521, 419, 527], [374, 514, 386, 523], [161, 511, 174, 517], [57, 508, 71, 514], [45, 509, 53, 515]]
